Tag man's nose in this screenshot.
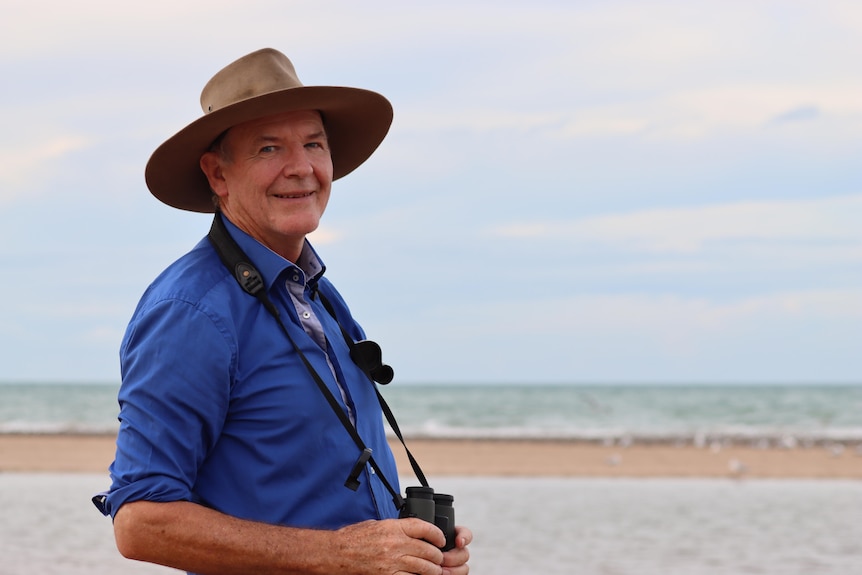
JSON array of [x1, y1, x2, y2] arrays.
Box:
[[282, 148, 315, 178]]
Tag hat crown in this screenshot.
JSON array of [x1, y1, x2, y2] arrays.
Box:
[[200, 48, 304, 114]]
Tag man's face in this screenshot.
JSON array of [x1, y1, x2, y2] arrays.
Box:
[[202, 110, 333, 260]]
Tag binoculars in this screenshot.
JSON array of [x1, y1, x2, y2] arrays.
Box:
[[399, 486, 456, 551]]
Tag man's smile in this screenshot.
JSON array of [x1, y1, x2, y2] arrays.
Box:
[[272, 190, 314, 199]]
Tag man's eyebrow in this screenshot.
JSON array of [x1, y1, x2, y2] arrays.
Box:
[[252, 135, 281, 145], [252, 131, 327, 144]]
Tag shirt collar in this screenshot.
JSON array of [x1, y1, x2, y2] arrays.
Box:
[[220, 215, 326, 291]]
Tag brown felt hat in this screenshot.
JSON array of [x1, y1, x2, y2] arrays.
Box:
[[144, 48, 393, 212]]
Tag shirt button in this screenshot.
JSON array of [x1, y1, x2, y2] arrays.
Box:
[[302, 311, 311, 319]]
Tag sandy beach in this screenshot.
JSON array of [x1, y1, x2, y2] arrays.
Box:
[[1, 433, 860, 478]]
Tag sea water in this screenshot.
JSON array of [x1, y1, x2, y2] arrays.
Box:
[[0, 474, 860, 575], [2, 381, 860, 447]]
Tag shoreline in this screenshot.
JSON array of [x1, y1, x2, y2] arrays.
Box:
[[1, 433, 861, 478]]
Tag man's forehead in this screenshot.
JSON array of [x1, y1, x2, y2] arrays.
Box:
[[233, 109, 325, 135]]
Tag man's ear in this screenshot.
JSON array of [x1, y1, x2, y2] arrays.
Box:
[[200, 152, 228, 198]]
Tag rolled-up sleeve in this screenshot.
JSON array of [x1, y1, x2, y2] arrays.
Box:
[[102, 296, 234, 518]]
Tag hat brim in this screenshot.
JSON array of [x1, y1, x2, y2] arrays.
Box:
[[145, 86, 393, 213]]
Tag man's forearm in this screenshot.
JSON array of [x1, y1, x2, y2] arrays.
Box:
[[114, 500, 338, 575], [113, 499, 447, 575]]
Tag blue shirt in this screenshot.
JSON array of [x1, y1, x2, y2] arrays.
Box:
[[100, 216, 400, 529]]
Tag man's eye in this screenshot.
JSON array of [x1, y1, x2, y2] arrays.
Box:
[[260, 145, 276, 154], [305, 142, 322, 149]]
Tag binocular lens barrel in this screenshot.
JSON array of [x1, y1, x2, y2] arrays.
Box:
[[401, 486, 436, 522], [400, 486, 456, 551]]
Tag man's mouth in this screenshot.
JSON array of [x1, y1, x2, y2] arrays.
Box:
[[273, 191, 314, 199]]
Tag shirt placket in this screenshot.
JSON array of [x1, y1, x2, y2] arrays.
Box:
[[284, 269, 355, 425]]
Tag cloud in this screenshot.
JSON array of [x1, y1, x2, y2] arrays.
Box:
[[79, 325, 126, 345], [0, 136, 90, 203], [394, 77, 862, 146], [540, 83, 862, 142], [2, 0, 226, 57], [383, 286, 862, 382], [307, 225, 343, 246], [396, 109, 559, 134], [769, 105, 821, 125], [441, 288, 862, 339], [487, 195, 862, 254]]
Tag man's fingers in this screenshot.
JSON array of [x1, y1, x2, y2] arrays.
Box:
[[399, 517, 447, 549], [454, 525, 473, 548]]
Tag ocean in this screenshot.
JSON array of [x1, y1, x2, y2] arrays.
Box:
[[1, 382, 861, 574], [2, 381, 861, 446]]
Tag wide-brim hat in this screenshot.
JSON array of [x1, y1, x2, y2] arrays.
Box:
[[144, 48, 393, 213]]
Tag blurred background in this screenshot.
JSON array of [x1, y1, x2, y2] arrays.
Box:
[[1, 0, 860, 384]]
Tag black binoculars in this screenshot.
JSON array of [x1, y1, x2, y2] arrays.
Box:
[[399, 486, 456, 551]]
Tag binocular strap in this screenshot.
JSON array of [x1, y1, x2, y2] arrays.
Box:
[[207, 213, 429, 509]]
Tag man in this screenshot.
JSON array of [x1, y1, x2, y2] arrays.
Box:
[[96, 48, 472, 575]]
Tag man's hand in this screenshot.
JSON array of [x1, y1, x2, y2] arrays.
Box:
[[441, 525, 472, 575], [335, 518, 447, 575]]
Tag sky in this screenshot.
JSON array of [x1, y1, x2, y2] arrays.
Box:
[[1, 0, 860, 384]]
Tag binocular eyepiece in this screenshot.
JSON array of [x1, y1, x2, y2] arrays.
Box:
[[399, 486, 456, 551]]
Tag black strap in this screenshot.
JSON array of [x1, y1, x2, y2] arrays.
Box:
[[207, 214, 428, 506], [317, 292, 429, 488]]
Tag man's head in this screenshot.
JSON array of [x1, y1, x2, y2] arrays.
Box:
[[144, 48, 392, 213], [199, 110, 333, 260]]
